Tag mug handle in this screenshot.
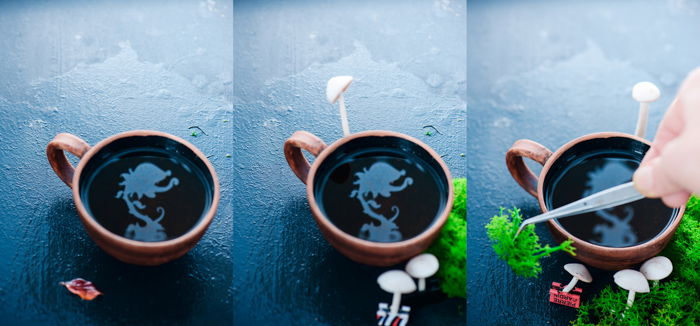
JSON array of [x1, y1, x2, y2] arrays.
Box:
[[47, 133, 91, 188], [284, 131, 328, 184], [505, 139, 553, 198]]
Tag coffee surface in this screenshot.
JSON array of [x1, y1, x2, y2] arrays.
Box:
[[81, 148, 211, 242], [316, 149, 445, 243], [549, 154, 675, 247]]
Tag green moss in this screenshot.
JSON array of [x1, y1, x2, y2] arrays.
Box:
[[573, 196, 700, 325], [451, 178, 466, 219], [663, 196, 700, 288], [485, 207, 575, 278], [427, 178, 466, 298], [572, 281, 700, 326]]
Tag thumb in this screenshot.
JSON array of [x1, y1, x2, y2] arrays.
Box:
[[633, 157, 681, 198], [634, 134, 700, 198]]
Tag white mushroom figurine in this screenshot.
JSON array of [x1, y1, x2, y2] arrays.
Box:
[[405, 253, 439, 292], [614, 269, 650, 308], [326, 75, 353, 137], [377, 270, 417, 315], [632, 81, 660, 138], [561, 263, 593, 293], [640, 256, 673, 287]]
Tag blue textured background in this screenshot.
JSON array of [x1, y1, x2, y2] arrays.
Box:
[[468, 0, 700, 324], [0, 1, 232, 325], [233, 0, 466, 325]]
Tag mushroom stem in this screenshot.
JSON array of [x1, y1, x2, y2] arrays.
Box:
[[390, 292, 402, 315], [561, 276, 579, 293], [635, 103, 649, 138], [626, 291, 636, 307], [338, 94, 350, 137], [631, 81, 660, 139], [418, 278, 426, 291]]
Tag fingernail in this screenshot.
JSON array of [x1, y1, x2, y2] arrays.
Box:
[[633, 166, 657, 197]]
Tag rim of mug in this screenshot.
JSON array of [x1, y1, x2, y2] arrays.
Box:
[[306, 130, 455, 250], [71, 130, 221, 250], [537, 131, 685, 253]]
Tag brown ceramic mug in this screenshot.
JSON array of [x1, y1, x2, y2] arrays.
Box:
[[506, 132, 684, 270], [284, 130, 454, 266], [47, 130, 220, 266]]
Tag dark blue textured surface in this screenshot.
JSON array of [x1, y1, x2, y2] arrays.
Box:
[[233, 0, 466, 325], [0, 1, 232, 325], [468, 0, 700, 324]]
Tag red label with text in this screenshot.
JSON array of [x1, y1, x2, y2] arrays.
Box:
[[549, 282, 582, 308]]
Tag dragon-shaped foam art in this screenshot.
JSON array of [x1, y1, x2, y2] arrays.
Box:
[[350, 161, 413, 242], [115, 162, 180, 242], [583, 160, 638, 247]]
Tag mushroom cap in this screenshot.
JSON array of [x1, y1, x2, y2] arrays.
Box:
[[564, 263, 593, 283], [640, 256, 673, 281], [378, 270, 417, 294], [405, 253, 440, 279], [614, 269, 650, 293], [326, 76, 353, 103], [632, 81, 661, 103]]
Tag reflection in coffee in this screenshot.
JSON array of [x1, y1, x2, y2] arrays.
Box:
[[316, 149, 445, 243], [81, 148, 211, 242], [550, 154, 675, 247]]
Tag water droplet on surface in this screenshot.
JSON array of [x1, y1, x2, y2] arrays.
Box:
[[389, 88, 407, 98], [262, 118, 281, 128], [192, 75, 208, 89], [274, 105, 293, 114], [426, 74, 443, 88], [155, 89, 172, 99], [493, 117, 512, 128], [660, 73, 676, 87]]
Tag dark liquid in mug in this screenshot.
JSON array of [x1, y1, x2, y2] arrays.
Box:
[[549, 154, 675, 247], [81, 148, 212, 242], [316, 149, 445, 243]]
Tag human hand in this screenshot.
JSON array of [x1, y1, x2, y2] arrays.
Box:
[[633, 68, 700, 207]]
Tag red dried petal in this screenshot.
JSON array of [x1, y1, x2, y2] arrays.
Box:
[[60, 278, 103, 300]]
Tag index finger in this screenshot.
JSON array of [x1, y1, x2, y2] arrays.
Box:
[[640, 98, 684, 167], [640, 68, 700, 166]]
